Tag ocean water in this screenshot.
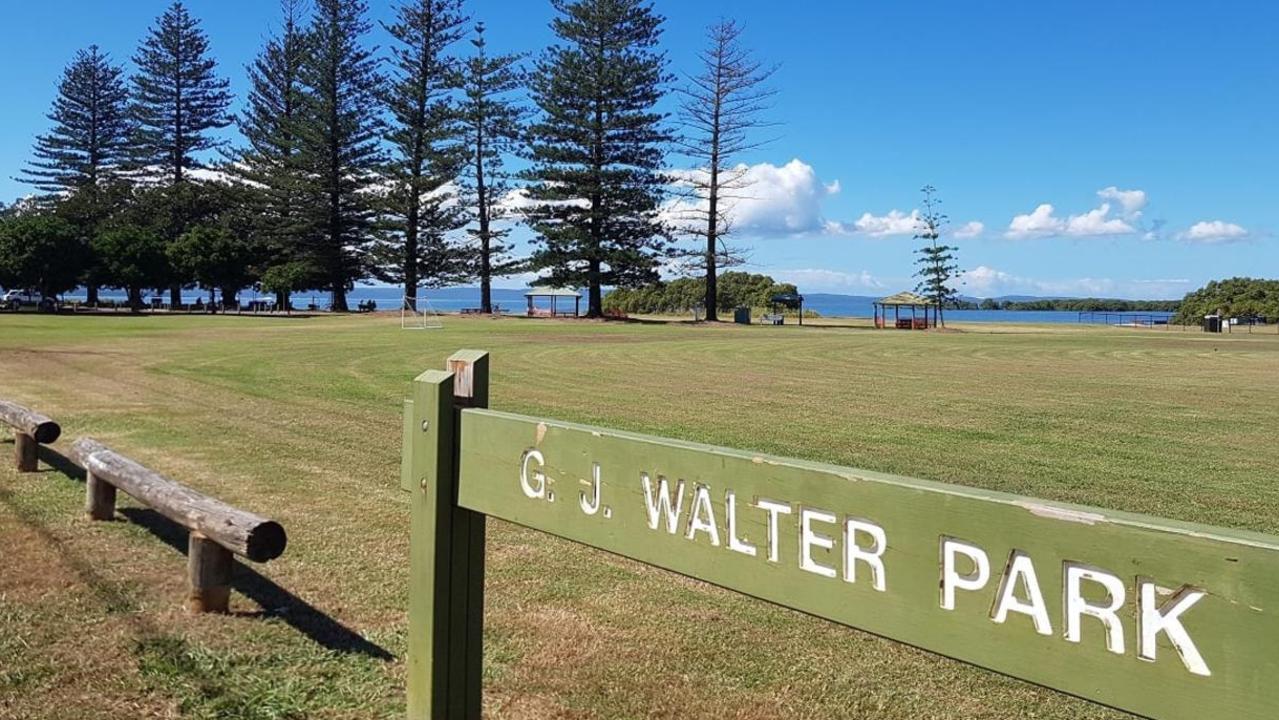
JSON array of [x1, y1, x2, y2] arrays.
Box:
[[61, 285, 1177, 325]]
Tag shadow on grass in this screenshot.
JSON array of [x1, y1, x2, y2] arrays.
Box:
[[35, 444, 393, 662]]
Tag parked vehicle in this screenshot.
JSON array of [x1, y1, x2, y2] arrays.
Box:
[[2, 290, 58, 312]]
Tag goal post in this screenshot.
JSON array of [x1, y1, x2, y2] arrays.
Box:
[[402, 296, 444, 330]]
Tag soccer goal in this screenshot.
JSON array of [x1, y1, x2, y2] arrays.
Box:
[[402, 296, 444, 330]]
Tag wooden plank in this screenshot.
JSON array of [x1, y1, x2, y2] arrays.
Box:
[[404, 350, 489, 720], [456, 409, 1279, 720], [70, 438, 287, 562]]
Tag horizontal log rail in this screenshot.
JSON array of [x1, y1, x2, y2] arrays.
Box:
[[70, 437, 288, 613], [0, 399, 61, 472]]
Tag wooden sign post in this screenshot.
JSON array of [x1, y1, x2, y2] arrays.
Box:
[[405, 350, 1279, 720]]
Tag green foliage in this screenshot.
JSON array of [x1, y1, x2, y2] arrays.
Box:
[[168, 225, 262, 303], [985, 298, 1181, 312], [604, 272, 798, 315], [93, 224, 170, 309], [0, 213, 85, 297], [1174, 277, 1279, 323], [523, 0, 674, 316], [130, 1, 233, 183], [295, 0, 386, 311], [258, 261, 315, 302]]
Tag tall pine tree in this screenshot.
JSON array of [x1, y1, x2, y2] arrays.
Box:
[[232, 0, 313, 307], [376, 0, 470, 309], [459, 23, 526, 314], [131, 0, 233, 306], [296, 0, 384, 312], [131, 1, 233, 185], [523, 0, 674, 317], [21, 46, 132, 305], [23, 46, 132, 196], [677, 20, 776, 321]]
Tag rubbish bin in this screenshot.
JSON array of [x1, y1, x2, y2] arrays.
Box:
[[734, 307, 751, 325]]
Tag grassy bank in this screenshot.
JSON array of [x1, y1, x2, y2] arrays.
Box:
[[2, 313, 1277, 719]]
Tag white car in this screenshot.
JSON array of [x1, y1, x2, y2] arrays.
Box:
[[2, 290, 58, 311]]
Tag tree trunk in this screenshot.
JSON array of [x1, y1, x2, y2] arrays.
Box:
[[128, 286, 143, 313], [331, 283, 348, 313], [588, 259, 603, 318], [705, 163, 720, 322], [86, 284, 99, 306], [169, 284, 181, 309]]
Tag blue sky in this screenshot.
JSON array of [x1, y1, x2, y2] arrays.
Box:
[[0, 1, 1274, 299]]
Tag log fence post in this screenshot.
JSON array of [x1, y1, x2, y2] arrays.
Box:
[[188, 532, 234, 613], [85, 469, 117, 521]]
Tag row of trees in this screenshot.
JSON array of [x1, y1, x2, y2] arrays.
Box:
[[976, 298, 1181, 312], [602, 272, 798, 315], [1174, 278, 1279, 324], [5, 0, 780, 317]]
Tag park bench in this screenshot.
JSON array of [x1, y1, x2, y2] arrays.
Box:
[[762, 313, 784, 325], [69, 438, 288, 613], [0, 399, 61, 472]]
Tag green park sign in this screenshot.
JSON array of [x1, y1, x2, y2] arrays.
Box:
[[403, 350, 1279, 720]]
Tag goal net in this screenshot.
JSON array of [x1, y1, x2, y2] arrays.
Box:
[[402, 296, 444, 330]]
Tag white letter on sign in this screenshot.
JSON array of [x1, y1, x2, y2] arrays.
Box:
[[941, 538, 990, 610], [725, 491, 757, 558], [1139, 582, 1211, 677], [641, 473, 685, 534], [756, 499, 793, 563], [799, 508, 838, 578], [520, 449, 547, 499], [991, 552, 1052, 635], [1065, 564, 1126, 655], [844, 519, 887, 592], [685, 485, 721, 546]]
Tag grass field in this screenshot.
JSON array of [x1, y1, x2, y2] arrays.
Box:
[[2, 312, 1277, 719]]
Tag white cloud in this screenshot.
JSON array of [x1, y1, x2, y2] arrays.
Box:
[[1006, 204, 1066, 238], [1006, 199, 1136, 239], [847, 209, 923, 237], [1096, 187, 1147, 219], [771, 268, 889, 293], [1178, 220, 1248, 244], [956, 265, 1193, 299], [953, 221, 985, 239], [664, 159, 840, 235], [1064, 203, 1136, 236]]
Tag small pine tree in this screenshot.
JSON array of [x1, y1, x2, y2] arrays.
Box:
[[131, 1, 234, 185], [376, 0, 471, 306], [296, 0, 385, 312], [912, 185, 959, 327], [232, 0, 313, 307], [523, 0, 674, 317], [458, 22, 526, 314]]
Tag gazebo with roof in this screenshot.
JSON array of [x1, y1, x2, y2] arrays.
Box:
[[525, 287, 581, 318], [873, 291, 935, 330]]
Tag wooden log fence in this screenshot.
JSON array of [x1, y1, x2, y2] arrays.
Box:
[[0, 399, 61, 472], [69, 437, 288, 613]]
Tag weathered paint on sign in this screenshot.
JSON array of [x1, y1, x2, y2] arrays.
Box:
[[456, 408, 1279, 720]]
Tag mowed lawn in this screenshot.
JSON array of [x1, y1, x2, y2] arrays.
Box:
[[2, 312, 1278, 720]]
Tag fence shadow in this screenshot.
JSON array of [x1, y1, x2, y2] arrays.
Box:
[[36, 445, 392, 661]]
